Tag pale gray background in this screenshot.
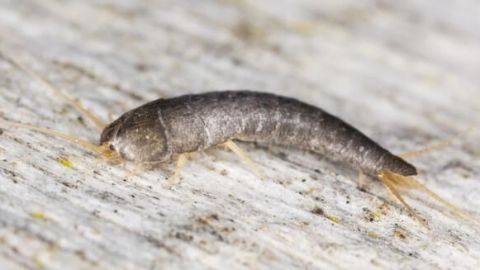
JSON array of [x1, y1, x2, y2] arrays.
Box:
[[0, 0, 479, 269]]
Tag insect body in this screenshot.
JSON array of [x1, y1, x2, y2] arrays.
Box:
[[101, 91, 416, 178], [1, 54, 474, 226]]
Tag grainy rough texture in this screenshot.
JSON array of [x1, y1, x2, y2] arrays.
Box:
[[102, 91, 417, 176], [0, 1, 480, 270]]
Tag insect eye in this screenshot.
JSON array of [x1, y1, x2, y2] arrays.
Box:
[[109, 144, 116, 151]]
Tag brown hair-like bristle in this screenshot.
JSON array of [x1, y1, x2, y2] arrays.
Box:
[[378, 170, 479, 226]]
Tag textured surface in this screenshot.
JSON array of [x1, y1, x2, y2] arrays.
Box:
[[0, 0, 479, 269]]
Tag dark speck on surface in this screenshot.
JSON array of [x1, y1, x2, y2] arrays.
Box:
[[311, 207, 324, 216]]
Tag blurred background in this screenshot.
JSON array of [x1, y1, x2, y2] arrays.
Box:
[[0, 1, 479, 269]]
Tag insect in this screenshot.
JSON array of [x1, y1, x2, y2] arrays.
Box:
[[0, 54, 475, 226]]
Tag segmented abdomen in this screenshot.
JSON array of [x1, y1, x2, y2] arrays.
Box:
[[156, 91, 417, 176]]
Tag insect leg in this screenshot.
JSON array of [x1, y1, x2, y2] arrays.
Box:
[[123, 161, 148, 180], [357, 169, 365, 190], [108, 112, 115, 122], [163, 153, 189, 189], [223, 140, 263, 178]]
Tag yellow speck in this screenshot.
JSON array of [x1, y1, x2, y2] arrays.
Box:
[[57, 157, 73, 168], [30, 212, 48, 220], [34, 250, 53, 269], [372, 210, 382, 221], [34, 257, 45, 269], [325, 214, 339, 223], [367, 231, 379, 238], [9, 160, 18, 169]]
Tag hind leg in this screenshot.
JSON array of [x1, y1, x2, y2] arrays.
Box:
[[223, 140, 264, 178], [163, 153, 189, 189], [122, 158, 185, 189]]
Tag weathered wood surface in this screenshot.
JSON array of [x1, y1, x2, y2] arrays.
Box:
[[0, 0, 479, 269]]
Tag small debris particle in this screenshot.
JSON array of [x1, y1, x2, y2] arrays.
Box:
[[311, 207, 339, 223], [3, 168, 16, 178], [35, 256, 45, 269], [393, 227, 408, 240], [358, 186, 367, 192], [0, 128, 4, 135], [325, 214, 339, 224], [311, 207, 324, 216], [367, 231, 379, 238], [174, 231, 194, 242], [77, 116, 86, 126], [363, 208, 381, 222], [370, 258, 383, 267], [135, 63, 148, 71], [379, 203, 390, 215], [197, 213, 220, 225], [57, 157, 73, 168], [34, 243, 56, 268], [61, 181, 75, 188], [30, 212, 48, 220]]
